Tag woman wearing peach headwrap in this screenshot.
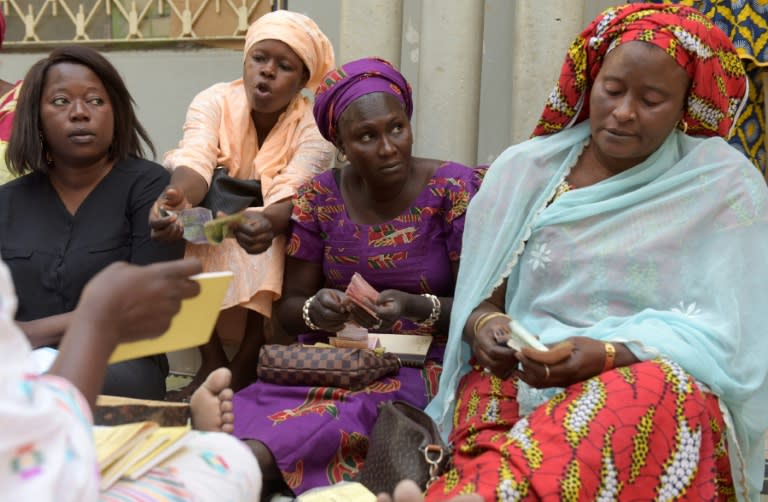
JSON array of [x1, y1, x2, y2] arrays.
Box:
[[150, 10, 335, 397]]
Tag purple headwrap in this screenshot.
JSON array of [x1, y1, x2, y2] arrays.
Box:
[[313, 57, 413, 142]]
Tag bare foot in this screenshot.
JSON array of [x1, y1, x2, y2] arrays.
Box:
[[377, 480, 423, 502], [376, 480, 483, 502], [189, 367, 234, 433]]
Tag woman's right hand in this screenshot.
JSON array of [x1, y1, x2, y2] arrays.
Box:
[[76, 258, 203, 345], [149, 186, 190, 241], [306, 288, 352, 332], [230, 211, 274, 254], [471, 315, 519, 379], [53, 259, 203, 408]]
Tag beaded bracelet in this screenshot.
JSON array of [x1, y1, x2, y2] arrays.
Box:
[[473, 311, 510, 336], [420, 293, 441, 327], [302, 295, 321, 331]]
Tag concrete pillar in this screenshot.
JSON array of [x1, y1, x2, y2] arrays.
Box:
[[508, 0, 586, 143], [414, 0, 484, 165], [338, 0, 403, 65]]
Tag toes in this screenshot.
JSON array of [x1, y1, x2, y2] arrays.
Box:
[[392, 480, 423, 502], [220, 400, 233, 413], [203, 367, 232, 394], [218, 388, 234, 402]]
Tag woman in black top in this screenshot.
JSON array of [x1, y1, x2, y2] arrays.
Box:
[[0, 45, 184, 399]]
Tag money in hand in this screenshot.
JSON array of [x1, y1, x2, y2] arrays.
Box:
[[178, 208, 244, 245], [203, 212, 245, 244], [180, 207, 214, 244], [345, 272, 380, 319]]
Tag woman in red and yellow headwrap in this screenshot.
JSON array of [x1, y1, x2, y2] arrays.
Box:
[[424, 3, 766, 501], [632, 0, 767, 176]]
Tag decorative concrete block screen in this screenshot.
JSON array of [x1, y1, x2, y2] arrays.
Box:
[[1, 0, 279, 47]]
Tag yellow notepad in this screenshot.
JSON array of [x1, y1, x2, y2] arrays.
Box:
[[109, 271, 233, 363], [296, 481, 376, 502], [95, 422, 191, 491], [94, 421, 158, 468], [123, 425, 190, 479]]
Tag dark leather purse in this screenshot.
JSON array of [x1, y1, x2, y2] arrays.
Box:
[[257, 344, 401, 391], [201, 167, 263, 215], [357, 400, 451, 495]]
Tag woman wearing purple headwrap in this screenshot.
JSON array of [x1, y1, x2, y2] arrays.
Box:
[[232, 57, 485, 496]]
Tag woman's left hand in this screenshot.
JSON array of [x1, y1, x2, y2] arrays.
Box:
[[345, 302, 384, 331], [515, 336, 606, 389], [230, 211, 274, 254], [371, 290, 413, 329]]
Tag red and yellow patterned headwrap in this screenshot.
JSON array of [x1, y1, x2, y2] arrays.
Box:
[[533, 2, 748, 139]]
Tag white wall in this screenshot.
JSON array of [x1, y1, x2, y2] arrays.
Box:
[[2, 48, 243, 161]]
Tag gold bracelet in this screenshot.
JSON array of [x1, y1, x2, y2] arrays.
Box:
[[473, 312, 511, 336], [603, 342, 616, 372]]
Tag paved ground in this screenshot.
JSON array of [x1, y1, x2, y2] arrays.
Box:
[[166, 373, 193, 393]]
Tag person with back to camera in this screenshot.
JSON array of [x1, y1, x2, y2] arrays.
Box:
[[0, 45, 185, 400], [150, 10, 335, 398], [419, 3, 768, 501], [232, 57, 485, 497], [0, 256, 262, 501]]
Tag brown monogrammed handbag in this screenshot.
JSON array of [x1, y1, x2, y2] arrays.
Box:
[[257, 344, 401, 391], [357, 400, 451, 496]]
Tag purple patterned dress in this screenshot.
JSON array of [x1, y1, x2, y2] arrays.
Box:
[[233, 161, 484, 494]]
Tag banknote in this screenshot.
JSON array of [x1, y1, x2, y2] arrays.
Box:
[[344, 272, 380, 319], [506, 319, 549, 352], [179, 207, 213, 244], [203, 212, 245, 244], [173, 208, 245, 245]]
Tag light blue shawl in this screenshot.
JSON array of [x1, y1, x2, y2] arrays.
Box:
[[426, 121, 768, 501]]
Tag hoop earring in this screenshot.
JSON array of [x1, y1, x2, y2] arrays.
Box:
[[679, 119, 689, 135]]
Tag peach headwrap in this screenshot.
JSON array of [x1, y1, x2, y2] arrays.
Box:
[[243, 10, 335, 92], [164, 10, 335, 314]]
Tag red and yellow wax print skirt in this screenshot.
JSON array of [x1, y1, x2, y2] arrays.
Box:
[[425, 359, 735, 501]]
